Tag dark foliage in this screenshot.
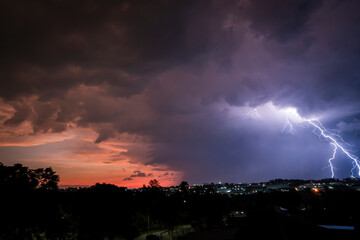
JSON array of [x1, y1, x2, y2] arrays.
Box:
[[146, 234, 160, 240], [1, 163, 360, 240]]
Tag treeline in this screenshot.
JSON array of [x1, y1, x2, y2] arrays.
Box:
[[0, 163, 232, 240], [2, 162, 360, 240]]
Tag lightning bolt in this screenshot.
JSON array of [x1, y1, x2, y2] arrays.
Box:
[[282, 116, 294, 135], [246, 102, 359, 178], [306, 119, 360, 178], [328, 143, 337, 178], [275, 105, 360, 178]]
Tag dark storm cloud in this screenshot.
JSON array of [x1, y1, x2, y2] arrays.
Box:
[[158, 172, 170, 178], [130, 170, 146, 178], [1, 0, 360, 183], [0, 0, 237, 133], [122, 170, 151, 181], [0, 0, 234, 100], [241, 0, 323, 42]]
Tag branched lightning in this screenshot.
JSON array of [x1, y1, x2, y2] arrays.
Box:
[[282, 118, 294, 134], [276, 105, 360, 178], [281, 111, 295, 135], [306, 119, 360, 178], [245, 102, 359, 178]]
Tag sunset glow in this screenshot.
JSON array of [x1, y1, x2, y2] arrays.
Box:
[[1, 0, 360, 187]]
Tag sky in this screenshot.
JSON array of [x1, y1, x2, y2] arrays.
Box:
[[1, 0, 360, 187]]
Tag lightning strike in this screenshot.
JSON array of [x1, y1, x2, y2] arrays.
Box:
[[282, 113, 295, 135], [242, 102, 360, 178], [306, 119, 360, 178], [279, 106, 360, 178], [328, 143, 337, 178]]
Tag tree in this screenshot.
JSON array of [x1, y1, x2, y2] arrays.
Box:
[[149, 179, 160, 188], [179, 181, 189, 193], [0, 162, 61, 239], [0, 162, 59, 191], [35, 167, 60, 191]]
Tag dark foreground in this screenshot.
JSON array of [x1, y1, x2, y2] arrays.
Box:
[[1, 163, 359, 240]]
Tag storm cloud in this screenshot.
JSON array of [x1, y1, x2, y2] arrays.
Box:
[[1, 0, 360, 185]]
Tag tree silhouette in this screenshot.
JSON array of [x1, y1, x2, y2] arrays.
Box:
[[35, 167, 60, 190], [0, 162, 59, 191], [0, 162, 61, 239], [149, 179, 160, 188], [179, 181, 189, 193]]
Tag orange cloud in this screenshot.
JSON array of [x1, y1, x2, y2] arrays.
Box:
[[0, 121, 182, 188]]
